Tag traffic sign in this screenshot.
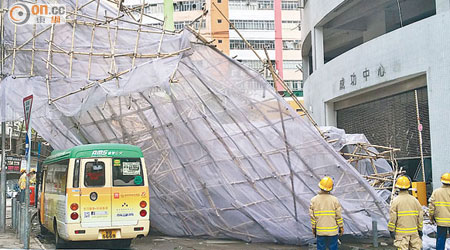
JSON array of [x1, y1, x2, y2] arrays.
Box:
[[23, 95, 33, 131]]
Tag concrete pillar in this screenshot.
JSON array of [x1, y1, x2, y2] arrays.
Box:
[[324, 102, 336, 127], [302, 55, 309, 80], [436, 0, 450, 13], [427, 67, 450, 189], [311, 26, 324, 71]]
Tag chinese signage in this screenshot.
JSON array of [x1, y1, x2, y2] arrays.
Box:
[[339, 64, 386, 90], [5, 156, 22, 172]]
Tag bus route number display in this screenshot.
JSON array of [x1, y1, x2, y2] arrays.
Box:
[[122, 162, 140, 175]]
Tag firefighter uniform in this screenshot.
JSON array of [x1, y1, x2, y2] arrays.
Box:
[[310, 176, 344, 250], [18, 170, 27, 202], [388, 176, 423, 250], [428, 173, 450, 250]]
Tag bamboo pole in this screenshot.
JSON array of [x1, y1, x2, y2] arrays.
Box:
[[30, 2, 37, 76], [131, 0, 145, 68], [211, 2, 325, 139], [45, 24, 55, 104], [11, 24, 17, 75], [87, 0, 101, 80], [263, 47, 298, 221], [414, 90, 426, 182], [177, 66, 304, 219], [69, 0, 79, 77], [49, 47, 190, 104]]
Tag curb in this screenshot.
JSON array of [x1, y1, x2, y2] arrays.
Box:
[[33, 237, 46, 250]]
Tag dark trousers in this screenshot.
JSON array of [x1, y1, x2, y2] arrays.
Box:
[[19, 190, 25, 203], [317, 235, 338, 250], [436, 226, 449, 250]]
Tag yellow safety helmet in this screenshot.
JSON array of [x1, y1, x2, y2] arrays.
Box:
[[395, 176, 411, 190], [319, 176, 334, 192], [20, 169, 26, 173], [441, 173, 450, 185]]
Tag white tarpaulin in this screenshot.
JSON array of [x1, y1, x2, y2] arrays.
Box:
[[0, 0, 389, 244]]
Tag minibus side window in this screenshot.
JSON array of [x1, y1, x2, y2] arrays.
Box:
[[73, 159, 80, 188], [84, 161, 105, 187]]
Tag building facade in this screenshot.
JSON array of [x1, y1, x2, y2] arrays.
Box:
[[125, 0, 303, 97], [301, 0, 450, 188]]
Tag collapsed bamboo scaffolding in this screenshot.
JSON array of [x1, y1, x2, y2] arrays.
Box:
[[209, 2, 402, 202], [0, 0, 392, 244]]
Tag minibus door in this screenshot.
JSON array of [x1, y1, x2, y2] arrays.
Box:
[[111, 158, 146, 226], [79, 158, 112, 228]]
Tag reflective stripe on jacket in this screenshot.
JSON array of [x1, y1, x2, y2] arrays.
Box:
[[388, 191, 423, 235], [309, 191, 344, 236], [429, 185, 450, 227]]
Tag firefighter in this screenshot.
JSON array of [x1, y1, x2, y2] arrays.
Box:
[[30, 169, 37, 186], [388, 176, 423, 250], [429, 173, 450, 250], [309, 176, 344, 250]]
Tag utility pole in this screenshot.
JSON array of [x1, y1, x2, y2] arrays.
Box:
[[0, 121, 6, 233]]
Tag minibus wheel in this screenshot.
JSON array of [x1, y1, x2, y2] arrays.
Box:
[[54, 220, 66, 249]]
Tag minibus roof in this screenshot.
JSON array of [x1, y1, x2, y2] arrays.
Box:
[[43, 143, 143, 165]]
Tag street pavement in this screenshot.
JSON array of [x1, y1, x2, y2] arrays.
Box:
[[0, 196, 394, 250], [1, 198, 45, 249]]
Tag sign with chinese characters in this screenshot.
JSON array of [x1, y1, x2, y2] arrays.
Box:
[[6, 156, 22, 172], [339, 64, 386, 90]]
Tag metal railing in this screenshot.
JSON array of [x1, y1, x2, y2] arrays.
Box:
[[11, 195, 30, 246]]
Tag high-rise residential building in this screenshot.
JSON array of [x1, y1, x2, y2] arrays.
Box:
[[124, 0, 303, 98]]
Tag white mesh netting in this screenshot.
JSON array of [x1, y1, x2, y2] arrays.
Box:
[[0, 0, 389, 244]]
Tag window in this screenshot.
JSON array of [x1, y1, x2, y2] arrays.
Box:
[[228, 0, 275, 10], [258, 0, 273, 10], [218, 19, 222, 23], [230, 40, 275, 50], [218, 0, 221, 3], [113, 158, 144, 186], [84, 161, 105, 187], [143, 3, 164, 14], [238, 60, 276, 71], [73, 159, 80, 188], [173, 0, 205, 12], [283, 60, 302, 70], [282, 20, 301, 30], [283, 40, 301, 50], [281, 1, 299, 10], [284, 80, 303, 90], [44, 159, 69, 194], [218, 40, 223, 43], [174, 21, 206, 30], [230, 20, 274, 30]]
